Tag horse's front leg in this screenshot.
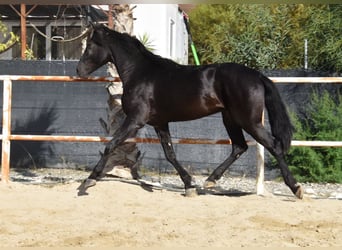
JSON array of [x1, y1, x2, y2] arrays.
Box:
[[154, 124, 197, 197], [78, 117, 142, 195], [92, 117, 142, 178]]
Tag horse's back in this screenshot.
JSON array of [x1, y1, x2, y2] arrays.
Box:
[[145, 62, 265, 126], [216, 62, 266, 95], [217, 63, 264, 85], [146, 64, 223, 124]]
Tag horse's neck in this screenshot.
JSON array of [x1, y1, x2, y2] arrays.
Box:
[[109, 44, 145, 84]]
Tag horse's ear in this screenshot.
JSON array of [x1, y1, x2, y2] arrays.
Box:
[[89, 21, 95, 28], [88, 22, 96, 39]]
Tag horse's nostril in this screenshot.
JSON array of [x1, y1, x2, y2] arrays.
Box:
[[76, 67, 84, 77]]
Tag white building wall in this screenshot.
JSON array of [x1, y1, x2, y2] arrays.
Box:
[[133, 4, 188, 64]]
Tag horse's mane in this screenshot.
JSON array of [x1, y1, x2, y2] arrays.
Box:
[[103, 25, 180, 67]]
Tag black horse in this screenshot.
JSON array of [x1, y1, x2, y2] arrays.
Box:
[[77, 23, 303, 199]]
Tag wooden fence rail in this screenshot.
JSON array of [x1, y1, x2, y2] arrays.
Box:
[[1, 75, 342, 195]]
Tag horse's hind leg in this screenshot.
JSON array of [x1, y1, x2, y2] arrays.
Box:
[[154, 124, 196, 196], [204, 113, 248, 188], [246, 124, 303, 199]]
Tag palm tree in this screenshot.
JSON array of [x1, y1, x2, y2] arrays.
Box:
[[95, 4, 140, 180]]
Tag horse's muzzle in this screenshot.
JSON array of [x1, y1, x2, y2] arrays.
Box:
[[76, 66, 87, 78]]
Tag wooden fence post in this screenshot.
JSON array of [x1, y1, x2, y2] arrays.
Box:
[[1, 78, 12, 183], [256, 110, 265, 195]]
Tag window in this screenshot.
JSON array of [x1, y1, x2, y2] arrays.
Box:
[[11, 25, 83, 60], [12, 26, 46, 59], [51, 26, 82, 60]]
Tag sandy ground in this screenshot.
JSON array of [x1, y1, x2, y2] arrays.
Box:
[[0, 179, 341, 247]]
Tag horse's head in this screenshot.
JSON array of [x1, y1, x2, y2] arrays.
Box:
[[77, 23, 112, 77]]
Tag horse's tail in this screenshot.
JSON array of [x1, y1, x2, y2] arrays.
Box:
[[260, 75, 294, 153]]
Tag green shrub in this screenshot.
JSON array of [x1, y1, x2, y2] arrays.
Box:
[[189, 4, 342, 72], [0, 20, 19, 54], [286, 90, 342, 183]]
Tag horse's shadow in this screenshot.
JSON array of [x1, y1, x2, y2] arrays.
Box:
[[195, 186, 253, 197], [77, 177, 253, 197]]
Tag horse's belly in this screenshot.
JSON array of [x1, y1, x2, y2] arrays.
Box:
[[176, 107, 222, 121], [178, 94, 224, 119], [149, 90, 224, 125], [149, 104, 222, 125]]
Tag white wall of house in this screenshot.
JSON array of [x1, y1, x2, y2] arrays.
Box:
[[133, 4, 188, 65]]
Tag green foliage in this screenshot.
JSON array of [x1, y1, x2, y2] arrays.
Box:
[[0, 20, 19, 54], [304, 5, 342, 72], [137, 32, 155, 52], [1, 20, 35, 59], [286, 90, 342, 183], [189, 4, 341, 72], [24, 45, 36, 60]]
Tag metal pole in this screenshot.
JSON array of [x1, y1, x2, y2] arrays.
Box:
[[190, 43, 200, 66], [304, 39, 308, 70], [183, 12, 200, 65], [1, 78, 12, 183]]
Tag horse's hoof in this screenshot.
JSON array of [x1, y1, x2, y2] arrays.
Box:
[[78, 179, 96, 190], [203, 180, 216, 189], [83, 178, 97, 189], [77, 178, 97, 196], [295, 183, 304, 199], [185, 187, 198, 197]]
